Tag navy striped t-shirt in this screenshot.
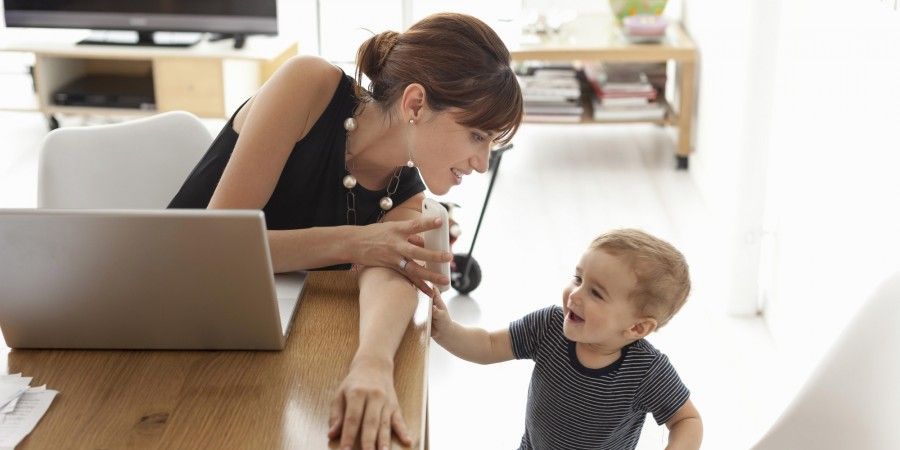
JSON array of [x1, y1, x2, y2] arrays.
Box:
[[509, 306, 690, 450]]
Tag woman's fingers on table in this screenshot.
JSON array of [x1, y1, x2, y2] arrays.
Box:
[[377, 409, 392, 450], [392, 409, 413, 446], [327, 394, 345, 438], [359, 395, 386, 450], [339, 390, 367, 448]]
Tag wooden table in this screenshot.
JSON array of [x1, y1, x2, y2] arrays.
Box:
[[0, 271, 430, 449], [507, 14, 698, 169]]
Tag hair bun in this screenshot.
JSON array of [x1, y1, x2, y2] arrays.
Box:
[[352, 13, 523, 144], [357, 30, 400, 85]]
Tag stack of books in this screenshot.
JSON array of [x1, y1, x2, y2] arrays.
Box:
[[517, 64, 585, 123], [584, 63, 668, 121]]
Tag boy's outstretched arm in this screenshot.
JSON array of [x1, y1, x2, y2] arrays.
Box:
[[430, 292, 515, 365], [664, 399, 702, 450]]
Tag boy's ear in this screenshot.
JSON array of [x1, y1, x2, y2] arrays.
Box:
[[626, 317, 658, 339]]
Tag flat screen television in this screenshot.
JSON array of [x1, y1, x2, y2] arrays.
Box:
[[3, 1, 278, 48]]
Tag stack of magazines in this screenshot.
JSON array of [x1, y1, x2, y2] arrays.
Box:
[[517, 64, 585, 123], [584, 63, 667, 121]]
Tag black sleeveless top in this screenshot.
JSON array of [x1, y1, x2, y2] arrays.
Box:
[[168, 72, 425, 270], [168, 71, 426, 231]]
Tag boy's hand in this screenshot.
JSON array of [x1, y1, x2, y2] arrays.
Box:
[[430, 291, 453, 339]]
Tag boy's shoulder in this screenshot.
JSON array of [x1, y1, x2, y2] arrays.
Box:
[[544, 306, 566, 333], [627, 338, 691, 421], [622, 339, 685, 385], [622, 338, 670, 369], [508, 305, 566, 360], [547, 305, 564, 320], [627, 338, 663, 357], [519, 305, 565, 326]]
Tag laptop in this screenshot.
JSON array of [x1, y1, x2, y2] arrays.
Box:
[[0, 209, 304, 350]]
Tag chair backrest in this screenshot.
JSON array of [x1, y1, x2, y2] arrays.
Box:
[[37, 111, 212, 209], [752, 272, 900, 450]]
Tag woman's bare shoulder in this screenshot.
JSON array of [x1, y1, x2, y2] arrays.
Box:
[[279, 55, 344, 89], [233, 55, 345, 139]]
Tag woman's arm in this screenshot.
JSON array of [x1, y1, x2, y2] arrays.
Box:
[[665, 399, 702, 450], [266, 227, 354, 272], [266, 219, 446, 276], [206, 55, 351, 272], [208, 55, 335, 211], [329, 192, 435, 450]]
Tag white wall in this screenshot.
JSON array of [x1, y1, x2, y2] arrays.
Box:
[[682, 0, 777, 316], [763, 0, 900, 384], [688, 0, 900, 400], [277, 0, 316, 53]]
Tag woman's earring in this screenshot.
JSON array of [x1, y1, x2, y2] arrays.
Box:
[[406, 119, 415, 167]]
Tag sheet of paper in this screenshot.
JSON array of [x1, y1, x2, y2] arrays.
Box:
[[0, 385, 44, 415], [0, 377, 30, 412], [0, 399, 17, 415], [0, 375, 22, 415], [0, 390, 58, 448]]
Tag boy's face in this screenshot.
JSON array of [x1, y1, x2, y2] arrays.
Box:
[[561, 249, 642, 345]]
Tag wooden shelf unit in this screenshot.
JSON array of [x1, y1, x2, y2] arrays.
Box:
[[524, 96, 675, 125], [508, 15, 698, 166]]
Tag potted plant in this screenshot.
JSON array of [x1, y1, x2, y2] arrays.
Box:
[[608, 0, 668, 22]]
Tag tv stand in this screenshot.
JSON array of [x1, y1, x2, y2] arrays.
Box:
[[77, 30, 202, 48], [0, 34, 298, 128], [208, 33, 247, 50]]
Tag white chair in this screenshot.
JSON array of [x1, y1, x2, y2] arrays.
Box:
[[751, 272, 900, 449], [37, 111, 212, 209]]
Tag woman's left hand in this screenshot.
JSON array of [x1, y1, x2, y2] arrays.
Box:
[[351, 217, 452, 296], [328, 355, 413, 450]]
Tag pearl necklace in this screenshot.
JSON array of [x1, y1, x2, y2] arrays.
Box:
[[342, 116, 403, 225]]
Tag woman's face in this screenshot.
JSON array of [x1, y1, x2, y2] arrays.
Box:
[[409, 108, 493, 195]]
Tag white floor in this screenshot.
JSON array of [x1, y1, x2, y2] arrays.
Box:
[[0, 113, 784, 449], [431, 123, 782, 450]]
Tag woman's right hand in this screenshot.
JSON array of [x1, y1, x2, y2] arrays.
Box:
[[328, 355, 413, 450], [351, 217, 452, 295]]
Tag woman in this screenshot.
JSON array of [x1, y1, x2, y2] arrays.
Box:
[[169, 12, 523, 450]]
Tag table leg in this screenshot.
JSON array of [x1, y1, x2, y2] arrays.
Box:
[[677, 59, 696, 169], [424, 397, 429, 450]]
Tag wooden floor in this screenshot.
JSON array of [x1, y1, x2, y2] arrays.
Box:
[[0, 113, 780, 449]]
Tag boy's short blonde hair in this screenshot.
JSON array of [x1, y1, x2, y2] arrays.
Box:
[[590, 229, 690, 328]]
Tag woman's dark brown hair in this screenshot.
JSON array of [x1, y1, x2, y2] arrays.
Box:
[[355, 12, 523, 145]]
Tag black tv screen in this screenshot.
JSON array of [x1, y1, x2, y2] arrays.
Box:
[[4, 0, 278, 35]]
